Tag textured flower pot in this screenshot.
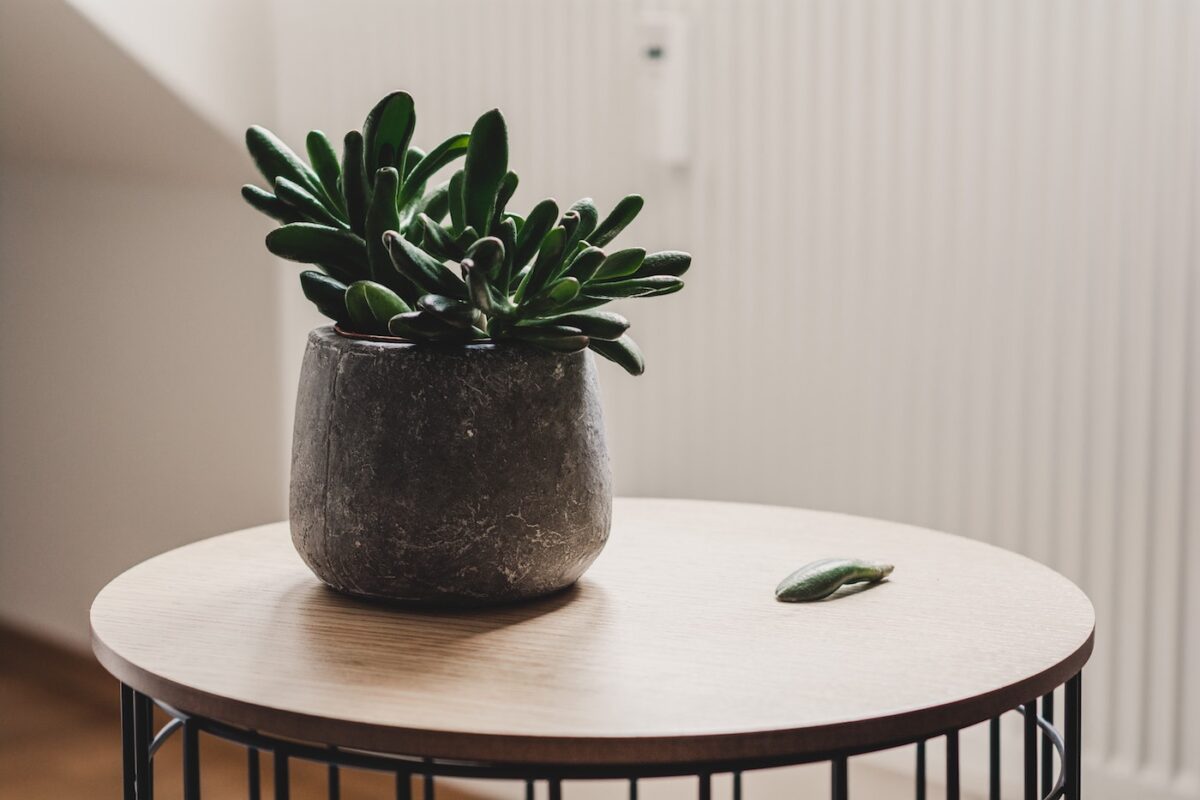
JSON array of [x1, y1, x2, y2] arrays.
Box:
[[289, 326, 612, 606]]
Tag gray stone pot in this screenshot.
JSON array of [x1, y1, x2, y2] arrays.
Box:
[[289, 326, 612, 606]]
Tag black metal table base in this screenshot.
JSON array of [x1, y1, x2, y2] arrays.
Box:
[[120, 672, 1083, 800]]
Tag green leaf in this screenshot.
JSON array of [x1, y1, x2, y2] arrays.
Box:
[[584, 275, 684, 299], [305, 130, 344, 213], [492, 171, 519, 228], [462, 108, 508, 234], [363, 91, 416, 187], [515, 225, 567, 302], [568, 198, 599, 240], [512, 198, 558, 270], [388, 310, 482, 342], [415, 181, 451, 225], [463, 259, 498, 313], [365, 167, 402, 285], [417, 214, 465, 261], [345, 280, 411, 335], [589, 334, 645, 375], [241, 185, 301, 224], [403, 146, 425, 179], [562, 246, 606, 283], [397, 133, 470, 211], [634, 250, 692, 278], [589, 194, 644, 247], [299, 270, 349, 323], [245, 125, 324, 199], [507, 325, 590, 353], [529, 310, 629, 340], [382, 231, 468, 299], [340, 130, 368, 236], [274, 177, 346, 228], [521, 276, 581, 315], [448, 169, 466, 233], [774, 558, 894, 602], [591, 247, 646, 282], [266, 224, 367, 284], [417, 293, 477, 329], [465, 236, 505, 281], [495, 217, 519, 291]]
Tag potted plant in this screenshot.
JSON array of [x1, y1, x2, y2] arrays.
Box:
[[242, 91, 690, 606]]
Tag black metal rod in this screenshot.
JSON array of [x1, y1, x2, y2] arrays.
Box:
[[698, 773, 711, 800], [989, 717, 1001, 800], [274, 752, 290, 800], [831, 757, 848, 800], [527, 780, 536, 800], [327, 747, 340, 800], [628, 779, 637, 800], [915, 740, 926, 800], [946, 730, 960, 800], [550, 778, 563, 800], [1065, 674, 1082, 800], [1041, 693, 1055, 798], [397, 770, 412, 800], [1023, 704, 1037, 800], [182, 719, 201, 800], [733, 771, 742, 800], [247, 748, 261, 800], [424, 769, 435, 800], [121, 684, 137, 800], [133, 691, 155, 800]]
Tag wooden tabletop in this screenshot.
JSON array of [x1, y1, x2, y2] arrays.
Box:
[[91, 498, 1093, 767]]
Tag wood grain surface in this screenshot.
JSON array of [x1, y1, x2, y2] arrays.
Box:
[[90, 498, 1094, 766]]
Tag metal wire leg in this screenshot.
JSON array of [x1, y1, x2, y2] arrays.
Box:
[[989, 718, 1001, 800], [915, 740, 926, 800], [1065, 674, 1082, 800], [1041, 693, 1054, 798], [121, 684, 137, 800], [831, 757, 847, 800], [182, 718, 201, 800], [946, 730, 960, 800], [133, 690, 155, 800]]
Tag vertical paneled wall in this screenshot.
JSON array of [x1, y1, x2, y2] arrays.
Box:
[[271, 2, 1199, 796]]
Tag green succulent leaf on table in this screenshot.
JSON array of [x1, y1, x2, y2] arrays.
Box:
[[774, 559, 895, 602], [299, 270, 350, 324], [462, 109, 509, 235], [388, 310, 485, 342], [346, 280, 411, 335], [417, 214, 465, 262], [515, 225, 568, 303], [363, 91, 416, 186], [465, 236, 506, 282], [507, 324, 590, 353], [561, 246, 607, 284], [588, 334, 645, 375], [521, 277, 581, 316], [493, 171, 520, 228]]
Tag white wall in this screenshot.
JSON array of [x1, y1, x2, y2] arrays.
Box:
[[269, 2, 1200, 798], [0, 0, 285, 648]]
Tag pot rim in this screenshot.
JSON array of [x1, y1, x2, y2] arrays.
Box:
[[327, 326, 583, 358]]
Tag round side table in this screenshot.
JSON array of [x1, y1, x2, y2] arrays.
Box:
[[91, 498, 1093, 800]]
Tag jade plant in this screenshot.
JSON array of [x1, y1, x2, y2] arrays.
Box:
[[241, 91, 690, 375]]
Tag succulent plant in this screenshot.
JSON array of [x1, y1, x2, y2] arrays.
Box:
[[242, 91, 690, 375]]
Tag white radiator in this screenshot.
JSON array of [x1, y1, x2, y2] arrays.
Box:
[[272, 1, 1200, 796]]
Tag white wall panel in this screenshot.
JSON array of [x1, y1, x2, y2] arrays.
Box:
[[271, 2, 1200, 795]]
